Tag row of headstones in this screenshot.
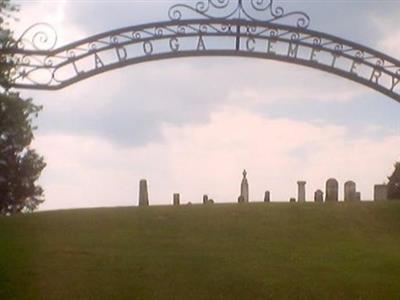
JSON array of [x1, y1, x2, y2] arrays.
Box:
[[174, 194, 215, 206], [249, 179, 362, 203], [293, 179, 389, 202], [277, 180, 388, 202], [139, 179, 215, 206], [138, 179, 390, 206], [291, 179, 362, 203], [260, 180, 356, 203]]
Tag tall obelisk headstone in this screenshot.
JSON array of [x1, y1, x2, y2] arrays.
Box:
[[138, 179, 149, 206], [240, 169, 249, 203]]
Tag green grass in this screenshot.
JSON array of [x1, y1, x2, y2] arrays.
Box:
[[1, 201, 400, 299]]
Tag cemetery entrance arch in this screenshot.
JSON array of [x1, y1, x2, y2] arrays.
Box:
[[5, 0, 400, 104]]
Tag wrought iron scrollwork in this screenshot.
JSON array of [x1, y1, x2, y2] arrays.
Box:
[[168, 0, 311, 28], [14, 22, 57, 51]]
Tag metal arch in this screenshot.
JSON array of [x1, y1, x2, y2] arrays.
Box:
[[4, 0, 400, 104]]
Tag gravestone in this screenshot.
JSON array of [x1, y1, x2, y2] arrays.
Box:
[[238, 195, 245, 203], [297, 181, 306, 202], [203, 194, 208, 204], [264, 191, 270, 202], [355, 192, 361, 201], [173, 193, 180, 206], [344, 181, 356, 202], [374, 184, 388, 201], [325, 178, 339, 202], [138, 179, 149, 206], [290, 197, 296, 203], [240, 169, 249, 202], [314, 190, 324, 202]]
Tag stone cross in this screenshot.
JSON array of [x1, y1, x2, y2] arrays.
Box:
[[314, 190, 324, 202], [344, 181, 356, 202], [325, 178, 339, 202], [173, 193, 180, 206], [240, 169, 249, 203], [374, 184, 388, 201], [138, 179, 149, 206], [297, 181, 306, 202]]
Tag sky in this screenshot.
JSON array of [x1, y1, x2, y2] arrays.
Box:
[[10, 0, 400, 210]]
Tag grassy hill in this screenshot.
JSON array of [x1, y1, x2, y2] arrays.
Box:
[[1, 201, 400, 299]]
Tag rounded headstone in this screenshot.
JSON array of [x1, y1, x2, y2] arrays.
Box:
[[325, 178, 339, 202], [314, 190, 324, 202], [344, 181, 356, 202]]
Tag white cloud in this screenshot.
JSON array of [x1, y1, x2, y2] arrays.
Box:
[[33, 105, 400, 210], [13, 0, 87, 47], [371, 11, 400, 58], [379, 30, 400, 58]]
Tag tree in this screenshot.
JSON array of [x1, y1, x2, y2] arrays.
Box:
[[0, 0, 17, 88], [387, 162, 400, 200], [0, 0, 46, 214]]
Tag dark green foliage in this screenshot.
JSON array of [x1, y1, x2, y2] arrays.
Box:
[[0, 0, 18, 89], [0, 1, 45, 214], [388, 162, 400, 200], [0, 93, 45, 214]]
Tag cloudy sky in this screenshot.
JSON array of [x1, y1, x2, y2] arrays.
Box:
[[11, 0, 400, 210]]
